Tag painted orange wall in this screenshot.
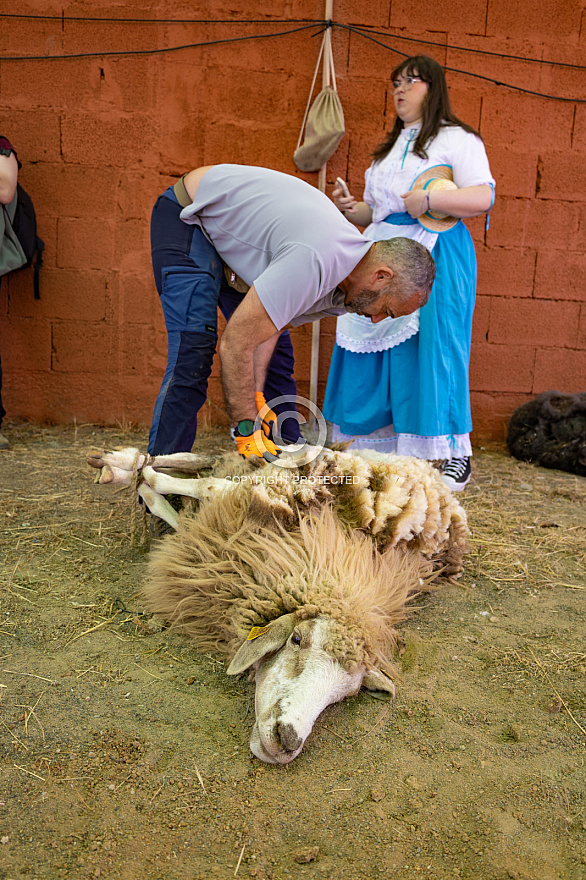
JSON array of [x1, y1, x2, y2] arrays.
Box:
[[1, 0, 585, 441]]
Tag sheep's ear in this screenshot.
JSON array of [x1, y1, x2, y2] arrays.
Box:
[[226, 613, 298, 675], [362, 668, 396, 697]]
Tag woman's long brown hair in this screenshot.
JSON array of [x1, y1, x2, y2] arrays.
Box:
[[372, 55, 483, 163]]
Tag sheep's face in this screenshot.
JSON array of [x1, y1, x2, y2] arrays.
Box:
[[228, 615, 367, 765], [252, 617, 366, 764]]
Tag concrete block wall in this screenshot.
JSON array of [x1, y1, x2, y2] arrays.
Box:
[[1, 0, 584, 442]]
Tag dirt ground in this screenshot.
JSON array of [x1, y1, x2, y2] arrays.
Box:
[[1, 421, 585, 880]]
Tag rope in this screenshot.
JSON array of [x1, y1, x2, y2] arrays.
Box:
[[0, 23, 323, 62], [129, 452, 153, 547], [2, 14, 584, 72], [295, 31, 327, 152], [339, 24, 586, 104], [338, 22, 586, 72], [295, 27, 339, 152], [129, 451, 141, 547], [0, 13, 586, 101], [0, 18, 582, 104], [0, 13, 322, 24]]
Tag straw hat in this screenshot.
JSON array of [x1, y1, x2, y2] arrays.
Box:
[[409, 164, 459, 233]]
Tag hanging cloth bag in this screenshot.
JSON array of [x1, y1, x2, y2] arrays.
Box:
[[293, 30, 345, 172]]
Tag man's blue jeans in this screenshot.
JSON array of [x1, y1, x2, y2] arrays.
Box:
[[148, 189, 299, 454]]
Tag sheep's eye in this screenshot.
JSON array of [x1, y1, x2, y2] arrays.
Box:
[[291, 633, 302, 646]]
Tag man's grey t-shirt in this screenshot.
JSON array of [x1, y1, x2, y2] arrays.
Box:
[[179, 164, 371, 330]]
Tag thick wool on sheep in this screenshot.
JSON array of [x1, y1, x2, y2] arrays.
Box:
[[143, 448, 468, 676], [145, 495, 429, 681], [90, 445, 469, 763]]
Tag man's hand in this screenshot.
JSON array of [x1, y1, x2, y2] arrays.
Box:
[[255, 392, 279, 442], [233, 420, 280, 462]]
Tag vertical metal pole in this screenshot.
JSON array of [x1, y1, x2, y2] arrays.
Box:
[[309, 0, 334, 429]]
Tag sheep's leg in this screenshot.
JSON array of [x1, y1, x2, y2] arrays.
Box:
[[148, 452, 219, 473], [87, 447, 146, 472], [141, 467, 238, 502], [93, 464, 180, 529], [137, 484, 180, 530], [91, 461, 235, 509], [87, 448, 220, 474], [94, 465, 133, 486]]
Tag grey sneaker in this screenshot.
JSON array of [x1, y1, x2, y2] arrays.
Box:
[[0, 432, 10, 450], [441, 456, 471, 491]]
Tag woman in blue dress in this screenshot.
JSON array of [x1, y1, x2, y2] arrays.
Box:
[[323, 55, 494, 490]]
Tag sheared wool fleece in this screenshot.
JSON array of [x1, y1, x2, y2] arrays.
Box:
[[202, 449, 468, 575], [507, 390, 586, 477], [144, 449, 468, 676]]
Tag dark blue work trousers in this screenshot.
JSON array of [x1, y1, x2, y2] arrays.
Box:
[[148, 189, 299, 454]]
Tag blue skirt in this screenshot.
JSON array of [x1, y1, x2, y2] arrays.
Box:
[[323, 222, 477, 437]]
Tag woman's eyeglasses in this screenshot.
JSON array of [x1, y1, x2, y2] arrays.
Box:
[[390, 76, 424, 94]]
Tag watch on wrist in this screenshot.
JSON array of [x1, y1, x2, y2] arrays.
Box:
[[233, 419, 256, 437]]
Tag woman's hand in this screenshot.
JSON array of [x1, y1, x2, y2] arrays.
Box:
[[332, 180, 358, 214], [332, 182, 374, 228], [400, 188, 428, 219]]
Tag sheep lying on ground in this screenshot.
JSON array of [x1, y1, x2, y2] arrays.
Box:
[[88, 447, 468, 764], [507, 390, 586, 477]]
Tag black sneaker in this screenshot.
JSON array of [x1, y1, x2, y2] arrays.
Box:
[[441, 456, 471, 491]]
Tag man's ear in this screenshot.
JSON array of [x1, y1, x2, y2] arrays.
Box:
[[370, 266, 394, 289]]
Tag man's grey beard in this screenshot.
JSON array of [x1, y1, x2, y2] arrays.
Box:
[[344, 288, 381, 315]]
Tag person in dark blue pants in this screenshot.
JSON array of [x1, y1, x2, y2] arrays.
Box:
[[148, 187, 299, 456]]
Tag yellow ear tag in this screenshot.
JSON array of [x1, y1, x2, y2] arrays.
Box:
[[247, 625, 271, 641]]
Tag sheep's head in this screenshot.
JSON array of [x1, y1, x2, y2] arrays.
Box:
[[227, 612, 395, 765]]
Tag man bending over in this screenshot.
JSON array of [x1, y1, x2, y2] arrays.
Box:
[[149, 164, 435, 461]]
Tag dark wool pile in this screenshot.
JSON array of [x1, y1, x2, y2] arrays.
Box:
[[506, 390, 586, 477]]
